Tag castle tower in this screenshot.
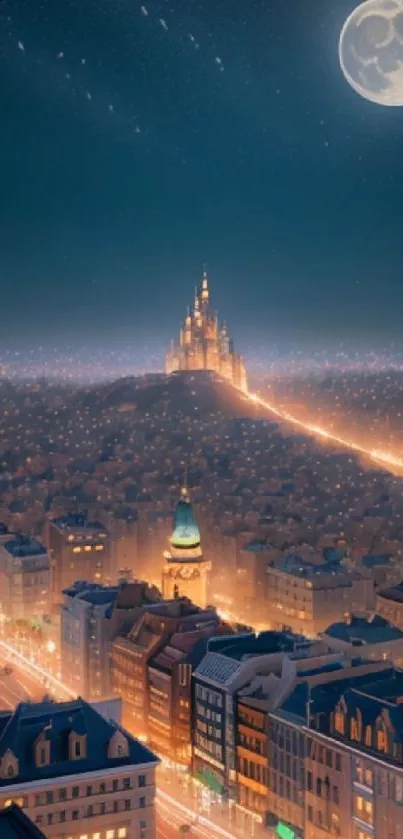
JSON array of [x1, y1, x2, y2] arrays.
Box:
[[164, 267, 247, 391], [162, 487, 211, 608]]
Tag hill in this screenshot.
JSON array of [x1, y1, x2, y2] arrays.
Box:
[[84, 371, 269, 420]]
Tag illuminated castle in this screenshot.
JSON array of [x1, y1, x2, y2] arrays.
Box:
[[162, 488, 211, 609], [165, 270, 247, 391]]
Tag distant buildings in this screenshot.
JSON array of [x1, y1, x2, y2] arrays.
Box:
[[0, 697, 158, 839], [322, 613, 403, 667], [45, 513, 112, 605], [266, 554, 374, 637], [376, 581, 403, 630], [0, 528, 50, 622], [162, 488, 211, 609], [165, 270, 247, 390], [60, 580, 161, 700]]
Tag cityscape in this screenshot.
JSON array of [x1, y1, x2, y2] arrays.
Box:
[[2, 0, 403, 837], [1, 271, 403, 839]]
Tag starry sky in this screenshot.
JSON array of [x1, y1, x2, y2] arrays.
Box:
[[1, 0, 403, 363]]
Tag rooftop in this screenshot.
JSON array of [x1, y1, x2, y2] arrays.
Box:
[[3, 535, 47, 559], [52, 513, 107, 534], [272, 554, 348, 580], [0, 697, 158, 787], [324, 614, 403, 645], [377, 581, 403, 604]]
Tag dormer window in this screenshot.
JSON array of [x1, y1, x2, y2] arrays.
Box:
[[34, 733, 51, 769], [69, 731, 87, 761], [0, 749, 19, 780], [107, 730, 129, 760], [334, 709, 344, 735]]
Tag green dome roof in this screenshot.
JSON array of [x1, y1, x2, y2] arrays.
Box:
[[170, 489, 201, 549]]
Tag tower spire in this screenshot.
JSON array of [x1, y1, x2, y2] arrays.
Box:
[[201, 265, 209, 304]]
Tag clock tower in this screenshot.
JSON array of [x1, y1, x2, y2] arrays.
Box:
[[162, 487, 211, 608]]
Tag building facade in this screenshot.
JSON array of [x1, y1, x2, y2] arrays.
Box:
[[162, 488, 211, 609], [45, 513, 112, 606], [266, 555, 373, 637], [165, 270, 247, 391], [60, 580, 161, 700], [0, 531, 50, 622], [0, 697, 158, 839]]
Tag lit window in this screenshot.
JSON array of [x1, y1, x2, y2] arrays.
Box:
[[334, 710, 344, 735], [73, 547, 81, 553], [92, 835, 101, 839], [106, 831, 115, 839], [95, 545, 104, 551], [118, 830, 127, 839], [79, 835, 88, 839], [84, 545, 92, 552]]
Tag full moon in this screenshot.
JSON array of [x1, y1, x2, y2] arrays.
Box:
[[339, 0, 403, 106]]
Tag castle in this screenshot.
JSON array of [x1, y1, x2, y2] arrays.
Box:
[[165, 270, 247, 391]]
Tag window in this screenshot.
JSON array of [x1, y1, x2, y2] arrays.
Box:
[[72, 810, 79, 820], [99, 783, 106, 794], [47, 814, 53, 826], [59, 788, 67, 801], [75, 740, 82, 757], [35, 794, 41, 807], [79, 835, 88, 839], [377, 728, 387, 752], [60, 811, 66, 822], [106, 831, 115, 839], [123, 778, 131, 789], [118, 830, 127, 839], [139, 774, 146, 787], [124, 799, 131, 810], [86, 805, 93, 817], [113, 779, 118, 792], [92, 834, 101, 839], [139, 796, 146, 808], [335, 754, 341, 772], [72, 786, 79, 798], [334, 710, 344, 735], [365, 726, 372, 747], [351, 718, 360, 740], [46, 791, 53, 804]]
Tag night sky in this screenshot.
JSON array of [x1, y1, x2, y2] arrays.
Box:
[[1, 0, 403, 360]]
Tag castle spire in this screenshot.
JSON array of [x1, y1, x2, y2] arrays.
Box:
[[201, 266, 209, 305]]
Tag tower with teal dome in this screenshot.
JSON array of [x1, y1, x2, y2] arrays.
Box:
[[162, 487, 211, 608]]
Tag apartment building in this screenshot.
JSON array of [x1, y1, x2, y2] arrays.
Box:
[[0, 697, 158, 839]]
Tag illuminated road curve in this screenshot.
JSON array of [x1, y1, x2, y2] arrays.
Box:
[[157, 789, 238, 839], [242, 388, 403, 475], [0, 640, 74, 700]]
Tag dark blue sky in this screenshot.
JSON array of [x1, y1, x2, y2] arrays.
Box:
[[1, 0, 402, 356]]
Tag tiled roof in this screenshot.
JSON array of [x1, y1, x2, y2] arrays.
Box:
[[195, 651, 241, 685], [0, 698, 157, 787], [325, 615, 403, 644]]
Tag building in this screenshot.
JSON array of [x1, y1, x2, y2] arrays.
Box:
[[0, 697, 158, 839], [0, 803, 47, 839], [266, 659, 401, 839], [376, 581, 403, 630], [0, 532, 50, 622], [323, 613, 403, 667], [111, 598, 224, 748], [165, 269, 247, 391], [192, 630, 311, 799], [147, 611, 229, 764], [162, 488, 211, 609], [235, 697, 269, 826], [45, 513, 112, 606], [60, 580, 161, 700], [266, 554, 374, 637]]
